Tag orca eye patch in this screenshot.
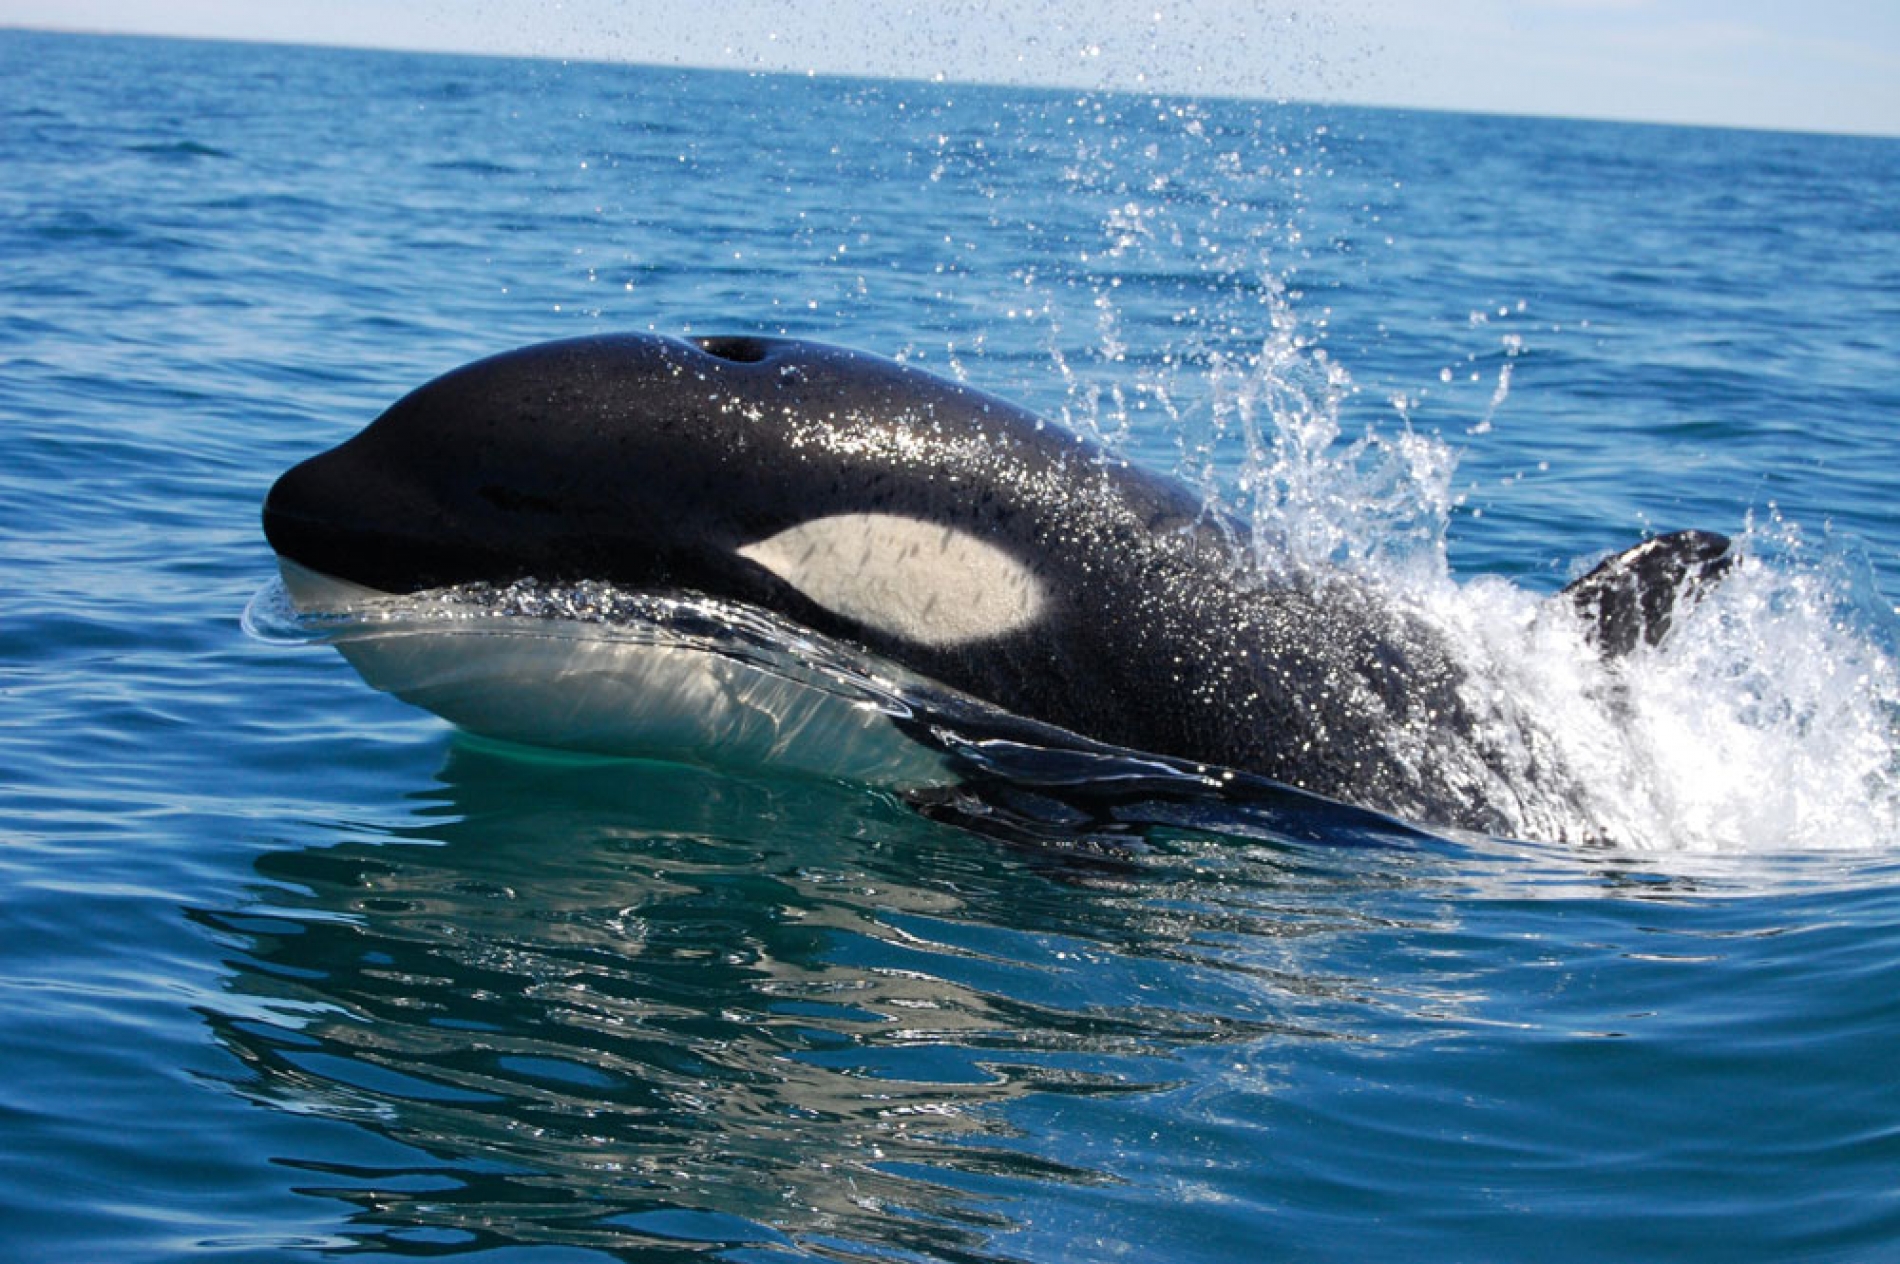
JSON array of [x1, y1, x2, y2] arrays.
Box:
[[737, 513, 1047, 648]]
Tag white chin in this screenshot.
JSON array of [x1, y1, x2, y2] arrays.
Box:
[[276, 557, 397, 611], [276, 559, 955, 788]]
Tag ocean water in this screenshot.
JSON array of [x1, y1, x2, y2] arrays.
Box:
[[4, 26, 1900, 1262]]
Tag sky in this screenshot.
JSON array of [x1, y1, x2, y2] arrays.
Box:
[[4, 0, 1897, 137]]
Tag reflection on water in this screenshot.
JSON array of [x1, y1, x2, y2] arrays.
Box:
[[197, 743, 1456, 1258]]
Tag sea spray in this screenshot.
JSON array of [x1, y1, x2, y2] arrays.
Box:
[[1168, 300, 1900, 853], [1025, 93, 1900, 854]]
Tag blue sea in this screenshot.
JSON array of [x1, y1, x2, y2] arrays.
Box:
[[5, 27, 1900, 1262]]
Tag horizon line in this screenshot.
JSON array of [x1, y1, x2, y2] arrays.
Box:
[[7, 22, 1898, 144]]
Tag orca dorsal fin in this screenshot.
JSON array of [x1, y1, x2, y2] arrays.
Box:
[[1562, 529, 1733, 658]]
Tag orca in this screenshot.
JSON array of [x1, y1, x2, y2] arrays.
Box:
[[262, 333, 1730, 835]]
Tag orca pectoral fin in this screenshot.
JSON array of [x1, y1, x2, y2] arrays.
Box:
[[1561, 529, 1734, 658]]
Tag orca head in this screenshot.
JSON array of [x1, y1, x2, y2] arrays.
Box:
[[262, 334, 1119, 652]]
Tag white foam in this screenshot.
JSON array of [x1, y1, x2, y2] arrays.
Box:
[[1169, 315, 1900, 856]]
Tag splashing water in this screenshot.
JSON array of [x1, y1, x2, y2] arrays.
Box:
[[1003, 96, 1900, 858], [1568, 523, 1900, 852], [1152, 288, 1900, 855]]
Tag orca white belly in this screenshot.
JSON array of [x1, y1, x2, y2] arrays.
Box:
[[274, 563, 956, 787]]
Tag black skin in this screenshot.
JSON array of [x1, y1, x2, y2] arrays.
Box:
[[265, 334, 1728, 834]]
